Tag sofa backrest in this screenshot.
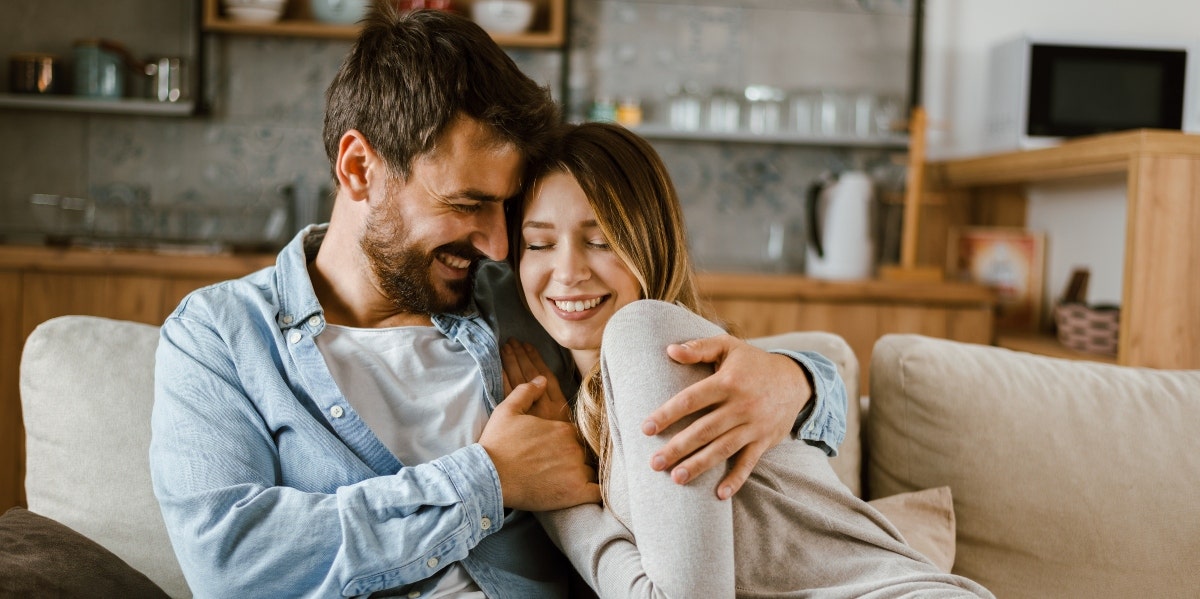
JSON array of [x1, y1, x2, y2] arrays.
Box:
[[19, 316, 862, 599], [868, 333, 1200, 598], [21, 315, 189, 598]]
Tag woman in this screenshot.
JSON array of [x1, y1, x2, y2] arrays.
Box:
[[504, 122, 993, 598]]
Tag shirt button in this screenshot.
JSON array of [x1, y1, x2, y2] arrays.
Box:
[[282, 315, 293, 325], [480, 516, 492, 530], [330, 406, 344, 418], [308, 315, 321, 327], [288, 330, 302, 344], [426, 557, 439, 569]]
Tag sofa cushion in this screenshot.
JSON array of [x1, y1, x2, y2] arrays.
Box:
[[867, 486, 955, 574], [868, 334, 1200, 598], [20, 316, 189, 598], [0, 506, 169, 598], [750, 331, 861, 496]]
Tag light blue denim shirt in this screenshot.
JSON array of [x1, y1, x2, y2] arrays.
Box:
[[150, 225, 846, 598]]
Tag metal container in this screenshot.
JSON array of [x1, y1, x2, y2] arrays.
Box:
[[73, 39, 128, 99], [10, 53, 63, 94]]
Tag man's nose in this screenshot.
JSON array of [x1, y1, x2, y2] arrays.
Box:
[[472, 209, 508, 261]]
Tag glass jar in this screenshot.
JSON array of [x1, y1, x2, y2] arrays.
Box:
[[667, 85, 702, 131], [707, 88, 742, 132], [745, 85, 785, 134]]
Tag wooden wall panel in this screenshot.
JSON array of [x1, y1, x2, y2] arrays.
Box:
[[704, 299, 801, 339], [0, 272, 24, 509]]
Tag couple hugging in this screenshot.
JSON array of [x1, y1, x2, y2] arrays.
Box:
[[149, 5, 992, 598]]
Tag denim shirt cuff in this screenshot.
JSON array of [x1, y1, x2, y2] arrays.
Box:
[[435, 443, 506, 544], [769, 349, 847, 457]]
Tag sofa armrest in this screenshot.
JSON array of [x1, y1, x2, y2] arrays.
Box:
[[749, 331, 860, 497], [21, 316, 189, 598]]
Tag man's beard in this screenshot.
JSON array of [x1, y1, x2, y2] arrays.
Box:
[[360, 208, 481, 316]]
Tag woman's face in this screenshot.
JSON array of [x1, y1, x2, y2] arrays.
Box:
[[519, 171, 641, 356]]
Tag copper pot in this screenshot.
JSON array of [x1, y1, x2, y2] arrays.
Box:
[[10, 53, 63, 94]]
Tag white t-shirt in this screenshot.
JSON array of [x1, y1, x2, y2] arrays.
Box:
[[317, 324, 488, 599]]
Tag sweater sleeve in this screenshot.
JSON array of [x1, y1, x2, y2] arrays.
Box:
[[540, 300, 736, 598]]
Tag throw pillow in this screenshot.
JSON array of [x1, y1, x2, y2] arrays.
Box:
[[867, 486, 956, 573], [0, 506, 169, 598]]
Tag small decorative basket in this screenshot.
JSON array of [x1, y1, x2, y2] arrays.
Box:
[[1054, 302, 1120, 357]]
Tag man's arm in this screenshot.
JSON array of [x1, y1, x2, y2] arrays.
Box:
[[150, 315, 591, 597], [641, 336, 848, 499]]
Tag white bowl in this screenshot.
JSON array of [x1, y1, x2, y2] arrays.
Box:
[[222, 0, 286, 8], [310, 0, 369, 24], [225, 5, 285, 23], [471, 0, 535, 35]]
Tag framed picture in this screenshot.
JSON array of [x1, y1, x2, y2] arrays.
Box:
[[947, 227, 1047, 331]]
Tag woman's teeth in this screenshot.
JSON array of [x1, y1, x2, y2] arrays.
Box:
[[439, 253, 471, 269], [554, 297, 603, 312]]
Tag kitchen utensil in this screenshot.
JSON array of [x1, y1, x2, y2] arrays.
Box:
[[745, 85, 784, 134], [471, 0, 535, 35], [73, 39, 132, 99], [309, 0, 369, 24], [143, 56, 189, 102], [805, 170, 875, 280], [707, 88, 741, 132], [222, 0, 286, 22], [10, 53, 63, 94]]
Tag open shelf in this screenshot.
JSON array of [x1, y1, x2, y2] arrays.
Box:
[[0, 94, 197, 117], [201, 0, 567, 49], [926, 129, 1200, 370], [630, 124, 909, 149], [995, 332, 1117, 365]]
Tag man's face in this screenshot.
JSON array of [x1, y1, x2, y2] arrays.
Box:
[[361, 117, 523, 315]]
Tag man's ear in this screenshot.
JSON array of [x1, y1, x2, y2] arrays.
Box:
[[335, 130, 378, 201]]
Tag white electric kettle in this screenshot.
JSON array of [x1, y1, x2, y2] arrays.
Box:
[[804, 170, 874, 280]]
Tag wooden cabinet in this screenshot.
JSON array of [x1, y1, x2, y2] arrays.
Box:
[[921, 129, 1200, 370], [696, 272, 996, 394], [202, 0, 568, 48], [0, 246, 274, 511]]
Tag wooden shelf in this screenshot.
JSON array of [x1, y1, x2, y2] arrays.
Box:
[[996, 332, 1117, 365], [202, 0, 566, 48], [925, 129, 1200, 370], [0, 94, 196, 117], [928, 129, 1200, 188], [631, 124, 909, 150]]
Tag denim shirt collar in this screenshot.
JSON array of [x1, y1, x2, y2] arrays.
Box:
[[273, 224, 504, 410]]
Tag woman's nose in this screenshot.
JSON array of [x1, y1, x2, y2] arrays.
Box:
[[551, 245, 589, 285]]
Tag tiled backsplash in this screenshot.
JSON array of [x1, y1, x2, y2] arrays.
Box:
[[0, 0, 912, 272]]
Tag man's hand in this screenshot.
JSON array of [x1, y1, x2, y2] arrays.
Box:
[[479, 374, 600, 511], [640, 335, 811, 500]]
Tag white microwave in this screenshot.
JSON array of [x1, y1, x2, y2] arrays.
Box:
[[985, 34, 1200, 150]]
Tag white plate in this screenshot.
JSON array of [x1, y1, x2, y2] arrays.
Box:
[[225, 6, 283, 23]]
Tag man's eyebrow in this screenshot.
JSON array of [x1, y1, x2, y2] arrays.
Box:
[[450, 189, 508, 203]]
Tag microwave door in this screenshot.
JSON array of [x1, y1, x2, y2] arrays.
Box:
[[1027, 44, 1187, 137]]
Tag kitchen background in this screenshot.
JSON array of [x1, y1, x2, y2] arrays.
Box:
[[0, 0, 914, 275], [4, 0, 1197, 305]]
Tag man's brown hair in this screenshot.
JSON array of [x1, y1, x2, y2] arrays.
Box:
[[322, 6, 559, 180]]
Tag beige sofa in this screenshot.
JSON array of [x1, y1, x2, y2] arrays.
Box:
[[8, 315, 1200, 597]]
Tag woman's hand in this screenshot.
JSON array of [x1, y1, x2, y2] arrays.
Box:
[[501, 338, 572, 423]]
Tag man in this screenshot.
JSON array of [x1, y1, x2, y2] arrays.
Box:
[[150, 7, 846, 598]]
